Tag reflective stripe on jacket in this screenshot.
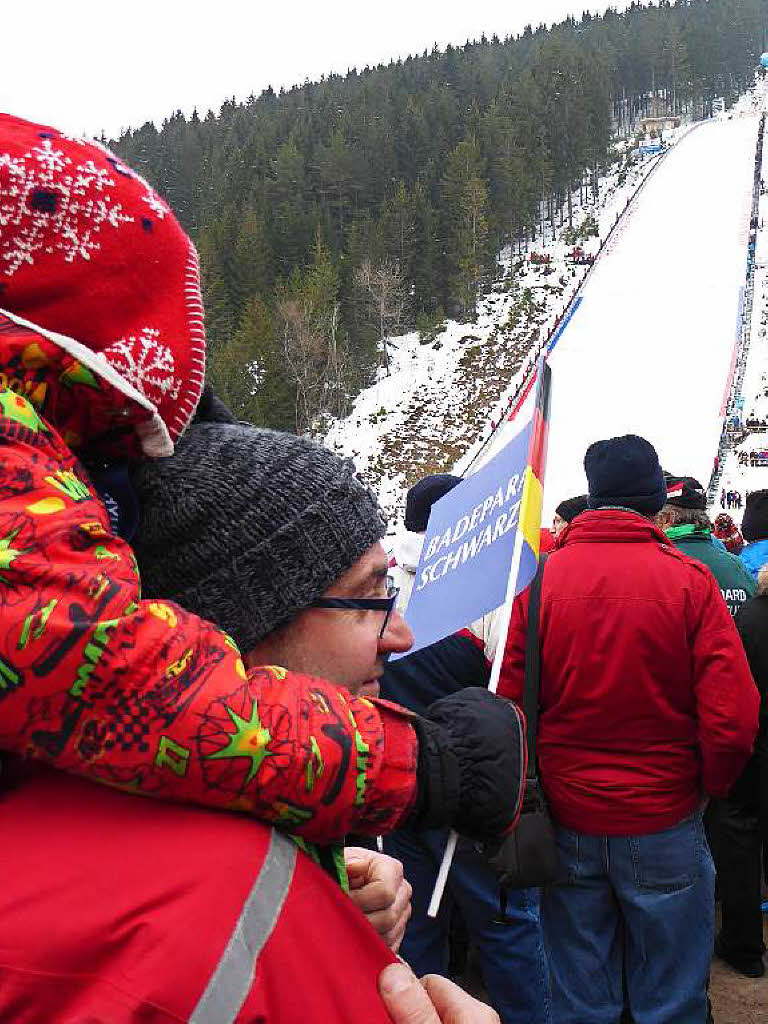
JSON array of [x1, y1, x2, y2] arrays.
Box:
[[0, 761, 397, 1022]]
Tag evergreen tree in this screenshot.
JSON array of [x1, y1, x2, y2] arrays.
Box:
[[207, 297, 293, 427], [440, 137, 492, 314]]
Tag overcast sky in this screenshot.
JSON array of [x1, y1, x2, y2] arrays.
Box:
[[3, 1, 637, 139]]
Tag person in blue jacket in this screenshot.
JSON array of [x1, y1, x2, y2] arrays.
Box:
[[740, 490, 768, 580]]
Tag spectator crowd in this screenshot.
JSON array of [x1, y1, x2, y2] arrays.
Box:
[[0, 113, 765, 1024], [737, 449, 768, 467], [721, 486, 745, 507]]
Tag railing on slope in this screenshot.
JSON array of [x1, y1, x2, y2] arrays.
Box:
[[707, 112, 765, 504]]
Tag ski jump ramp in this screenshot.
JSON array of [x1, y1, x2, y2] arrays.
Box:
[[520, 115, 758, 520]]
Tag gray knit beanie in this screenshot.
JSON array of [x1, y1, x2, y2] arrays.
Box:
[[130, 422, 386, 651]]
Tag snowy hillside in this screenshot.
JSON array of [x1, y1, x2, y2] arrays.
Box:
[[326, 83, 768, 532], [324, 128, 684, 527]]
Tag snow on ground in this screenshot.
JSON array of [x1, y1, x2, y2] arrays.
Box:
[[324, 131, 675, 528], [482, 104, 760, 523]]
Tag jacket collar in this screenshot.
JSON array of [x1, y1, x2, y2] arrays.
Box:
[[664, 524, 712, 544], [559, 508, 670, 547]]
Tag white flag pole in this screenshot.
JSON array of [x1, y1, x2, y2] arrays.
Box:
[[427, 356, 550, 919], [427, 523, 527, 917]]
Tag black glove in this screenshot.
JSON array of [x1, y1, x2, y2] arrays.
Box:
[[407, 687, 525, 842]]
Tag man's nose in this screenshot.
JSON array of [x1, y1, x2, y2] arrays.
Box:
[[379, 609, 413, 656]]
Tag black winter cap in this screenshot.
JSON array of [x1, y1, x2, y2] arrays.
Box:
[[405, 473, 462, 532], [130, 422, 386, 652], [741, 489, 768, 542], [555, 494, 589, 523], [584, 434, 666, 515], [663, 473, 706, 511]]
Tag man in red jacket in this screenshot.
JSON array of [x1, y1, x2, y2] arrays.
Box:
[[498, 434, 760, 1024]]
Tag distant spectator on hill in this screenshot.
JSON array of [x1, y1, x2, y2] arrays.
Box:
[[740, 489, 768, 580]]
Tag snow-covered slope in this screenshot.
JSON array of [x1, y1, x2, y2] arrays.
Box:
[[327, 93, 762, 529], [527, 112, 756, 519]]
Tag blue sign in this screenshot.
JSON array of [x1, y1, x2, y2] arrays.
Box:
[[395, 420, 534, 658]]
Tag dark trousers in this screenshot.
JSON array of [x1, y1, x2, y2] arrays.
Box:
[[384, 827, 552, 1024], [707, 771, 766, 965]]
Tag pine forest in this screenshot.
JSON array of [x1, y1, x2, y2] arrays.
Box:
[[113, 0, 768, 433]]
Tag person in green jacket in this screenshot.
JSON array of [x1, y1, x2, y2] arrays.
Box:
[[657, 473, 763, 978], [656, 475, 756, 616]]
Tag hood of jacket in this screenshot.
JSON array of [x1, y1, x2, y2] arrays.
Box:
[[0, 309, 169, 459]]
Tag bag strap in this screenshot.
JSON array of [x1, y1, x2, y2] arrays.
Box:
[[523, 555, 547, 778]]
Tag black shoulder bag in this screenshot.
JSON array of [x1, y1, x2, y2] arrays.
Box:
[[488, 557, 561, 890]]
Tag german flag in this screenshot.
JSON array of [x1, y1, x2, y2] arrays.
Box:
[[516, 358, 552, 591]]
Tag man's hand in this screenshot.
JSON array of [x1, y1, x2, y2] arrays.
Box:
[[379, 963, 501, 1023], [345, 846, 412, 951]]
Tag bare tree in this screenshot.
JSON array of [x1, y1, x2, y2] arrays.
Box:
[[277, 296, 347, 434], [355, 259, 408, 374]]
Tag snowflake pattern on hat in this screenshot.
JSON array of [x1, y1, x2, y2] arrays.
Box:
[[0, 138, 134, 277], [105, 327, 181, 408], [0, 114, 206, 446], [142, 190, 170, 220]]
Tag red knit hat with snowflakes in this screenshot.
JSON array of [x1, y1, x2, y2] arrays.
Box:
[[0, 113, 205, 452]]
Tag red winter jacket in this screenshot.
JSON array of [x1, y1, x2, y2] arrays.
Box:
[[0, 760, 398, 1023], [0, 312, 418, 845], [499, 510, 760, 834]]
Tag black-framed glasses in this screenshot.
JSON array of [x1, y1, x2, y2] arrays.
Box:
[[309, 583, 400, 637]]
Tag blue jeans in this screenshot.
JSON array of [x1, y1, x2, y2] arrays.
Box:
[[543, 814, 715, 1024], [384, 828, 552, 1024]]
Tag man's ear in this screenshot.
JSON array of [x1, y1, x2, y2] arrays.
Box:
[[243, 638, 281, 671], [243, 619, 296, 671]]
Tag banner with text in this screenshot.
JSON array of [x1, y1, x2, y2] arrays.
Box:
[[397, 418, 537, 657]]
